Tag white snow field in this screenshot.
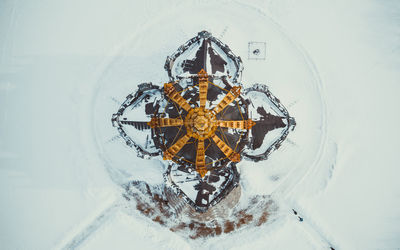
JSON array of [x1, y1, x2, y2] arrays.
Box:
[[1, 0, 399, 249]]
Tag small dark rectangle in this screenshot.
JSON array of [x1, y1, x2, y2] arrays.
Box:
[[248, 42, 266, 60]]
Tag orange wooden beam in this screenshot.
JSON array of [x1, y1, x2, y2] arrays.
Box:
[[216, 119, 256, 130], [163, 134, 191, 160], [148, 117, 183, 128], [195, 139, 207, 177], [198, 69, 208, 108], [164, 83, 192, 112], [211, 134, 240, 162], [212, 86, 241, 115]]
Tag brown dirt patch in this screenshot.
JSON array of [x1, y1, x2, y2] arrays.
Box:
[[124, 181, 274, 239]]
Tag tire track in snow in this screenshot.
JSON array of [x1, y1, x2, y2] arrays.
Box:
[[56, 202, 120, 250]]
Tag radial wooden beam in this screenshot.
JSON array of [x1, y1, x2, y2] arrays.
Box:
[[216, 119, 256, 130], [198, 69, 208, 108], [148, 117, 183, 128], [164, 83, 192, 112], [163, 134, 191, 160], [212, 86, 241, 115], [211, 134, 240, 162], [195, 139, 207, 177]]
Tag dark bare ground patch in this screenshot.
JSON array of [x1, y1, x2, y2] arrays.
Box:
[[124, 181, 275, 239]]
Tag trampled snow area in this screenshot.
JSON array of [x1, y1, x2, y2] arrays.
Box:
[[1, 0, 399, 249]]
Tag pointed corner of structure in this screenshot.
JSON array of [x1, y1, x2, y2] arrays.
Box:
[[163, 151, 173, 161], [231, 86, 241, 96], [248, 119, 257, 129], [197, 168, 208, 178], [198, 69, 208, 78], [164, 82, 173, 89], [148, 117, 156, 128], [229, 152, 241, 162]]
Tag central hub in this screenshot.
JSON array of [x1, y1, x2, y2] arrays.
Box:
[[194, 116, 208, 131], [185, 107, 217, 140]]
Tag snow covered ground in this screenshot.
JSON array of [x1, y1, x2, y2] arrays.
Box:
[[1, 0, 399, 249]]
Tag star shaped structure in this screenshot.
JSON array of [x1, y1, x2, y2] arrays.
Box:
[[148, 69, 255, 177]]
